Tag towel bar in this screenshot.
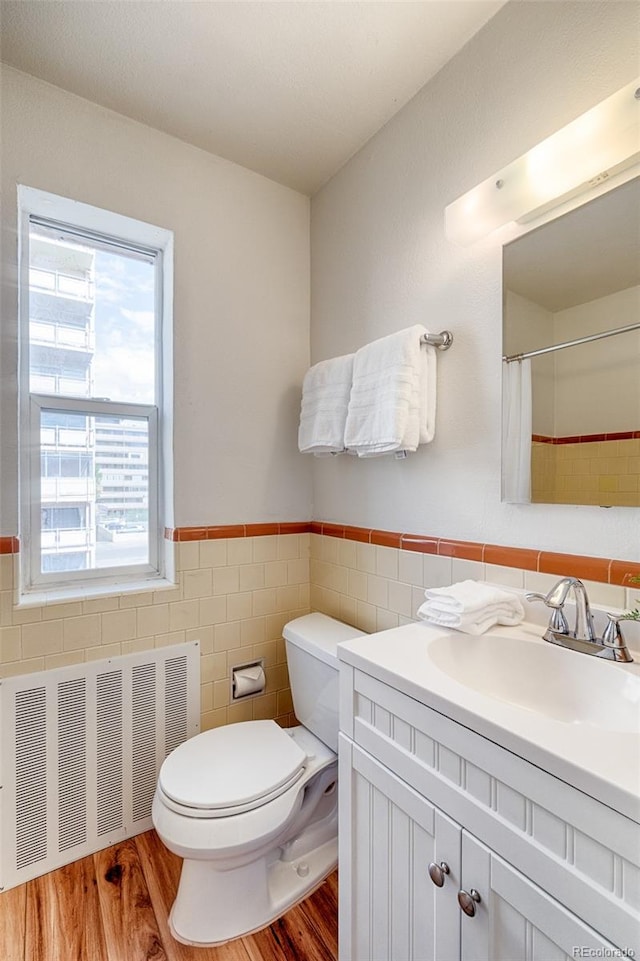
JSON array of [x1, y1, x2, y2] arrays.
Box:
[[420, 330, 453, 350]]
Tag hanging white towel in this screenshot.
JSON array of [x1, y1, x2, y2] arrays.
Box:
[[298, 353, 354, 455], [502, 359, 532, 503], [344, 325, 436, 456], [417, 580, 525, 635], [419, 343, 437, 444]]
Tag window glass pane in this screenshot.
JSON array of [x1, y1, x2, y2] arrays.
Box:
[[42, 552, 87, 573], [42, 411, 87, 429], [29, 223, 156, 404], [95, 416, 150, 569], [40, 410, 150, 573], [42, 507, 86, 530]]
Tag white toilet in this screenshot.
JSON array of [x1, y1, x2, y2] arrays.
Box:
[[152, 612, 365, 946]]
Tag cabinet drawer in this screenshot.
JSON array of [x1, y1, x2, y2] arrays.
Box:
[[340, 665, 640, 953]]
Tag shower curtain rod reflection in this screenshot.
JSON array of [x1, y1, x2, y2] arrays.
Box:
[[503, 321, 640, 363]]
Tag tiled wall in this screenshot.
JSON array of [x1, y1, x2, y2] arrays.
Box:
[[309, 527, 640, 635], [532, 435, 640, 506], [0, 532, 311, 731], [2, 523, 639, 731]]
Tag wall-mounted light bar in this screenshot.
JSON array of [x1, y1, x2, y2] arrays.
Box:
[[445, 77, 640, 246]]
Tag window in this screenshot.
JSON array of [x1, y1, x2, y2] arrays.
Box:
[[19, 187, 172, 593]]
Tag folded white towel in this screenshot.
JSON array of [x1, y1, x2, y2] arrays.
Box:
[[298, 353, 354, 455], [423, 580, 524, 614], [417, 580, 525, 635], [344, 325, 436, 457], [417, 604, 524, 635]]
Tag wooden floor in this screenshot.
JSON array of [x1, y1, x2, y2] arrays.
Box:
[[0, 830, 338, 961]]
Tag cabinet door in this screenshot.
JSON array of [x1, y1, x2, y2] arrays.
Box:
[[459, 831, 622, 961], [339, 739, 461, 961]]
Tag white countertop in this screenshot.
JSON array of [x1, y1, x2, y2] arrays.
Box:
[[338, 620, 640, 824]]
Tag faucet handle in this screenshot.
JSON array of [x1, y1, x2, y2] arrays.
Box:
[[601, 614, 634, 662], [603, 612, 621, 642], [525, 591, 569, 634], [602, 614, 634, 662]]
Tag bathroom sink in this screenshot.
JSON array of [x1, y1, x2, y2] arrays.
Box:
[[427, 632, 640, 733], [338, 620, 640, 820]]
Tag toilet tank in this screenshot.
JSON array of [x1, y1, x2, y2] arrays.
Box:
[[283, 613, 366, 753]]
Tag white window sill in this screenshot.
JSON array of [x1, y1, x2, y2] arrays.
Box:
[[16, 576, 177, 609]]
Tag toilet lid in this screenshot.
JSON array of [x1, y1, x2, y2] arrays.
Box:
[[158, 720, 307, 813]]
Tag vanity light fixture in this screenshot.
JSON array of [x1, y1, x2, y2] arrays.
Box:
[[445, 77, 640, 245]]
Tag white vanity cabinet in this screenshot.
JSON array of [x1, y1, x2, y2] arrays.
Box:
[[338, 659, 639, 961], [459, 832, 617, 961], [339, 738, 461, 961]]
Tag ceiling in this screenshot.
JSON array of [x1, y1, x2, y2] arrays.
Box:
[[504, 177, 640, 314], [0, 0, 505, 195]]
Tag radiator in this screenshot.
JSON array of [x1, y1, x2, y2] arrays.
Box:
[[0, 641, 200, 891]]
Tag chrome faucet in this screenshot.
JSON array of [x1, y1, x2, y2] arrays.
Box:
[[526, 576, 633, 663], [528, 576, 596, 642]]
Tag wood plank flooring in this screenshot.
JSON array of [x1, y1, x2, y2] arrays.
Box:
[[1, 830, 338, 961]]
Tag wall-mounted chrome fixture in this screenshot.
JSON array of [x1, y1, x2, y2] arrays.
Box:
[[420, 329, 453, 350], [445, 77, 640, 246]]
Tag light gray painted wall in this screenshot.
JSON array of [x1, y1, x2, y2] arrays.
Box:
[[0, 66, 312, 533], [310, 0, 640, 560]]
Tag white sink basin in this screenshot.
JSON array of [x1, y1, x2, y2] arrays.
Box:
[[427, 632, 640, 733], [338, 620, 640, 818]]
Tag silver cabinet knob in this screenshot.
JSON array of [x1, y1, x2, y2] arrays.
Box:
[[458, 888, 481, 916], [428, 861, 450, 887]]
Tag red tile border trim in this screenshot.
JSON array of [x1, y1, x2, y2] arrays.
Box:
[[313, 523, 640, 587], [532, 431, 640, 445], [371, 529, 403, 549], [0, 536, 19, 555], [2, 527, 314, 550], [3, 523, 637, 588], [165, 522, 312, 542]]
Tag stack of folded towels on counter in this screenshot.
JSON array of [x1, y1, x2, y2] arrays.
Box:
[[417, 580, 525, 635]]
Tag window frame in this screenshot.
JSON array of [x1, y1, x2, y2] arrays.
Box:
[[18, 187, 172, 596]]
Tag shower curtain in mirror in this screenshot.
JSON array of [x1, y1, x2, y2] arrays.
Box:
[[501, 358, 532, 503]]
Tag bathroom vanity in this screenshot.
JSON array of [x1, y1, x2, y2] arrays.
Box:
[[337, 621, 640, 961]]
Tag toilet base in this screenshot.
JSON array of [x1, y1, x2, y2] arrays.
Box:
[[168, 836, 338, 946]]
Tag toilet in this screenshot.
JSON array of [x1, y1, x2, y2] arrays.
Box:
[[152, 612, 365, 946]]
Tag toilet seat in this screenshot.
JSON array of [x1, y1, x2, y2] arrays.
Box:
[[152, 732, 337, 862], [158, 719, 308, 818]]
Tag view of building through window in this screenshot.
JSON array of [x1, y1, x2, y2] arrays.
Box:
[[29, 224, 156, 574]]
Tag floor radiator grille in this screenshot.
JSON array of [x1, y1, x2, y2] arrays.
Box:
[[1, 641, 199, 891]]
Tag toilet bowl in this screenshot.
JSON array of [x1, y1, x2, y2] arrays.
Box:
[[152, 612, 365, 946]]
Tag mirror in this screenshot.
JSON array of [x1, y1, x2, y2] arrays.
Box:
[[502, 177, 640, 507]]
